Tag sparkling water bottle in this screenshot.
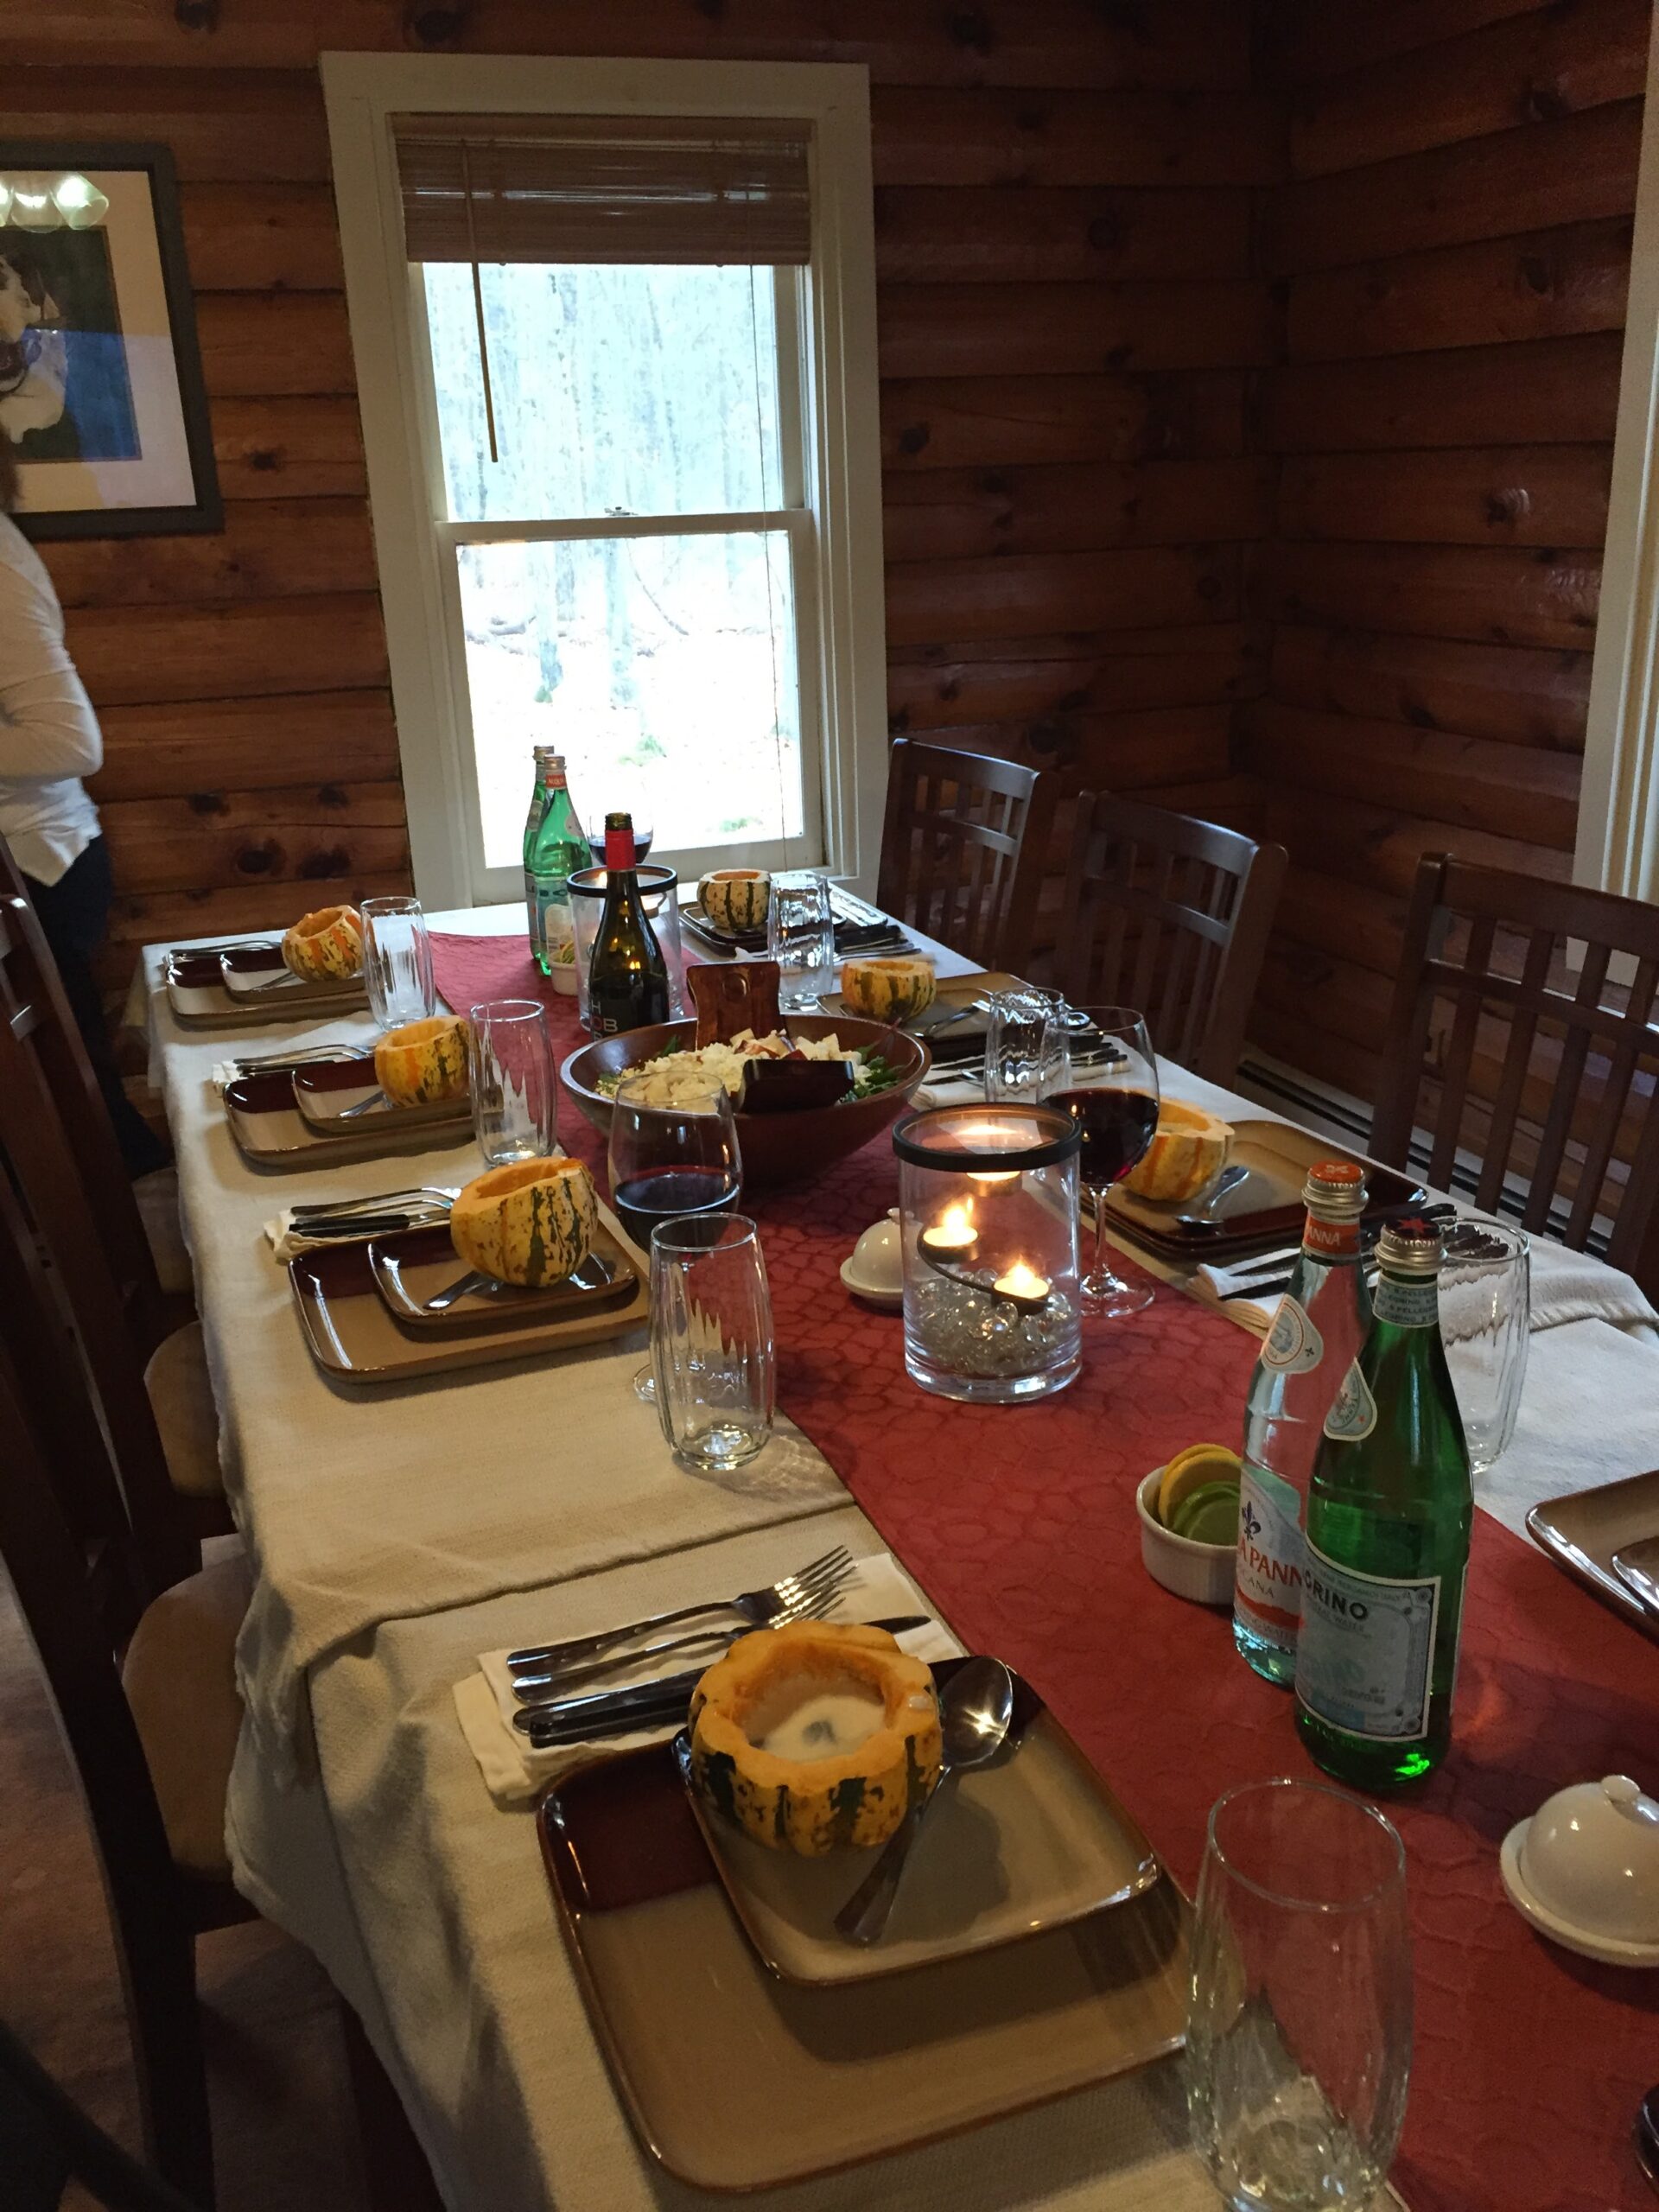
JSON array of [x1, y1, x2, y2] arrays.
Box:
[[1235, 1162, 1371, 1686]]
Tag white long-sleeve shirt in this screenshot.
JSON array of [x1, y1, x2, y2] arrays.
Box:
[[0, 512, 101, 885]]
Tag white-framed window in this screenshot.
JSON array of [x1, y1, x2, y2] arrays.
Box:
[[321, 54, 887, 911]]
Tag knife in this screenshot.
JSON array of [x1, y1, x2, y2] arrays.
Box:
[[514, 1614, 934, 1744]]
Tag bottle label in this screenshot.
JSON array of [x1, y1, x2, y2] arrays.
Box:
[[1235, 1461, 1304, 1635], [1296, 1540, 1441, 1741], [534, 884, 574, 958], [1303, 1217, 1360, 1259], [1372, 1275, 1440, 1329], [1323, 1360, 1377, 1441], [1261, 1294, 1324, 1376]]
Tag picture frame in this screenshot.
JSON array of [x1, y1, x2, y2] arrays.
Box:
[[0, 139, 221, 539]]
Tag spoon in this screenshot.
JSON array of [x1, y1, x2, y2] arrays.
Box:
[[1612, 1540, 1659, 1618], [1165, 1162, 1251, 1228], [834, 1656, 1015, 1947]]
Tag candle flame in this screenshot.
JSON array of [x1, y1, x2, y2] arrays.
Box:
[[938, 1202, 974, 1236], [995, 1261, 1049, 1300]]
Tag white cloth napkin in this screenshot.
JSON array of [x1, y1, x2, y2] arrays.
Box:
[[916, 1068, 987, 1109], [454, 1550, 963, 1807], [1478, 1315, 1659, 1535], [262, 1208, 442, 1263]]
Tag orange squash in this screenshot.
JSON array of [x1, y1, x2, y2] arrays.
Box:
[[1124, 1099, 1232, 1202], [448, 1157, 597, 1287], [373, 1014, 468, 1108], [839, 955, 937, 1023], [281, 904, 364, 981]]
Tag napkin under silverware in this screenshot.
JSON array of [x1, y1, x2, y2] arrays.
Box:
[[263, 1205, 452, 1262], [453, 1552, 961, 1807]]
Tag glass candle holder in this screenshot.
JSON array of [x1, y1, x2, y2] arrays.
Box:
[[569, 864, 686, 1028], [894, 1104, 1082, 1404]]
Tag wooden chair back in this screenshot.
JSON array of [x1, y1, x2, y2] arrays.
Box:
[[1372, 855, 1659, 1282], [0, 899, 194, 1593], [1059, 794, 1286, 1085], [0, 1344, 213, 2205], [0, 888, 168, 1353], [876, 740, 1058, 974]]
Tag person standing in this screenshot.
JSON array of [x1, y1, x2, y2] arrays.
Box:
[[0, 427, 166, 1175]]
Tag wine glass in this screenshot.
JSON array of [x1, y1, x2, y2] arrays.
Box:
[[1052, 1004, 1159, 1319], [1187, 1778, 1413, 2212], [361, 895, 435, 1031], [467, 999, 557, 1166], [607, 1073, 742, 1402]]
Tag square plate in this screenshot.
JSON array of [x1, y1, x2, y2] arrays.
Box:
[[1105, 1118, 1423, 1259], [289, 1203, 647, 1382], [224, 1070, 472, 1169], [367, 1221, 639, 1332], [1527, 1468, 1659, 1645], [537, 1739, 1187, 2193], [291, 1055, 468, 1134], [673, 1662, 1161, 1986], [164, 948, 367, 1027]]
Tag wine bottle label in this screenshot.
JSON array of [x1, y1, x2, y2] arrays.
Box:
[[534, 886, 574, 954], [1296, 1541, 1441, 1741], [1372, 1275, 1440, 1329], [1323, 1359, 1377, 1441], [1235, 1461, 1303, 1635], [1261, 1294, 1324, 1375]]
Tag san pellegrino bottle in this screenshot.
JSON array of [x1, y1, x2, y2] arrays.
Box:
[[1235, 1163, 1371, 1687], [1296, 1219, 1473, 1788], [523, 747, 554, 961], [588, 811, 670, 1036], [527, 753, 588, 982]]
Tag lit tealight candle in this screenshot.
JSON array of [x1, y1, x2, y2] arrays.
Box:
[[921, 1202, 978, 1262], [993, 1260, 1051, 1313]]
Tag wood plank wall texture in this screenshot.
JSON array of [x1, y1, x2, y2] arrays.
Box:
[[4, 0, 1650, 1107]]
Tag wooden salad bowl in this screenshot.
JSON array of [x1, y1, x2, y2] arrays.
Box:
[[559, 1015, 931, 1188]]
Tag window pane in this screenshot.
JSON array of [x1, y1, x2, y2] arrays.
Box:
[[458, 532, 804, 869], [423, 263, 784, 523]]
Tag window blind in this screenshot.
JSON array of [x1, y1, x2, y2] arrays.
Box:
[[393, 113, 811, 266]]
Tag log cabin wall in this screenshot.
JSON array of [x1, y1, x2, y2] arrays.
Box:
[[8, 0, 1280, 1000], [1241, 0, 1649, 1103]]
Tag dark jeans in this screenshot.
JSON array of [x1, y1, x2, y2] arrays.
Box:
[[22, 836, 169, 1179]]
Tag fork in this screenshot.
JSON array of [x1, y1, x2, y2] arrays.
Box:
[[510, 1564, 855, 1704], [505, 1543, 855, 1681], [290, 1185, 457, 1221], [231, 1046, 372, 1077]]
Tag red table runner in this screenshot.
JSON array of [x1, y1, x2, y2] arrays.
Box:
[[435, 933, 1659, 2212]]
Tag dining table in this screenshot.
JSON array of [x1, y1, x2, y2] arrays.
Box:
[[140, 899, 1659, 2212]]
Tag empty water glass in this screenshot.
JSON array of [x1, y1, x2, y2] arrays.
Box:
[[467, 999, 557, 1165], [1439, 1220, 1529, 1477], [1188, 1777, 1413, 2212], [651, 1213, 776, 1472], [983, 988, 1066, 1102], [362, 895, 436, 1030], [767, 871, 835, 1012]]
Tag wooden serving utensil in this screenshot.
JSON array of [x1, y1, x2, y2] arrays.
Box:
[[688, 957, 785, 1046]]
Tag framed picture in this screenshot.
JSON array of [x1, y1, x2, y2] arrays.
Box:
[[0, 140, 221, 538]]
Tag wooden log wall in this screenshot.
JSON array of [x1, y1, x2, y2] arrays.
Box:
[[1243, 0, 1649, 1103], [8, 0, 1278, 995]]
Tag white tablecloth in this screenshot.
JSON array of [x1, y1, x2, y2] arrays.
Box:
[[142, 911, 1649, 2212]]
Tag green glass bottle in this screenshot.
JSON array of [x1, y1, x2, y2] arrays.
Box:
[[522, 747, 554, 963], [527, 753, 588, 982], [1294, 1219, 1472, 1789]]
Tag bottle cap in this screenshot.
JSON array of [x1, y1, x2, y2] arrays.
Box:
[[1375, 1217, 1444, 1275], [1303, 1160, 1368, 1217]]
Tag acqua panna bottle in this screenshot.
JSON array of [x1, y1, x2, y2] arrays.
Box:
[[1234, 1162, 1372, 1686]]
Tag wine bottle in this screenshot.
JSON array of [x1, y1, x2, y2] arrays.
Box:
[[587, 810, 670, 1036], [527, 754, 588, 983], [1295, 1219, 1473, 1788], [1234, 1163, 1373, 1687]]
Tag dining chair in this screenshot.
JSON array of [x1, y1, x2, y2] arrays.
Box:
[[1371, 854, 1659, 1284], [0, 896, 223, 1579], [0, 1332, 254, 2207], [0, 2017, 200, 2211], [876, 739, 1058, 975], [1059, 793, 1287, 1086]]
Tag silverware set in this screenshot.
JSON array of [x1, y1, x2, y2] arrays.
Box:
[[289, 1185, 458, 1239], [225, 1045, 372, 1079], [1204, 1199, 1459, 1301]]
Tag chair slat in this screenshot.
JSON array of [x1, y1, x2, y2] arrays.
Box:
[[877, 740, 1057, 975]]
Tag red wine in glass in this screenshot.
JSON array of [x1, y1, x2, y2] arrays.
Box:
[[1052, 1087, 1159, 1187], [611, 1165, 738, 1249]]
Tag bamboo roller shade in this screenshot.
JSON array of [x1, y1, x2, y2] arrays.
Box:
[[393, 114, 811, 266]]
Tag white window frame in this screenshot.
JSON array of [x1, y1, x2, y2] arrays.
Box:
[[321, 52, 887, 911]]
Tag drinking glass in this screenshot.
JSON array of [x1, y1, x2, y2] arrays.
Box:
[[1052, 1005, 1160, 1319], [651, 1213, 775, 1472], [467, 999, 557, 1166], [983, 988, 1067, 1102], [608, 1073, 742, 1403], [767, 870, 835, 1012], [1438, 1220, 1529, 1477], [1188, 1778, 1413, 2212], [361, 895, 436, 1031]]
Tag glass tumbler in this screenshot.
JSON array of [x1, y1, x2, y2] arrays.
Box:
[[361, 895, 436, 1031], [467, 999, 557, 1166], [983, 988, 1067, 1103], [608, 1074, 742, 1405], [1188, 1778, 1413, 2212], [1438, 1220, 1529, 1477], [767, 871, 836, 1012], [651, 1213, 776, 1472]]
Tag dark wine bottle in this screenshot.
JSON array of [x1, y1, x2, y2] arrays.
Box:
[[587, 810, 670, 1037]]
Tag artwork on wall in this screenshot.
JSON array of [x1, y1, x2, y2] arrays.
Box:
[[0, 141, 221, 538]]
